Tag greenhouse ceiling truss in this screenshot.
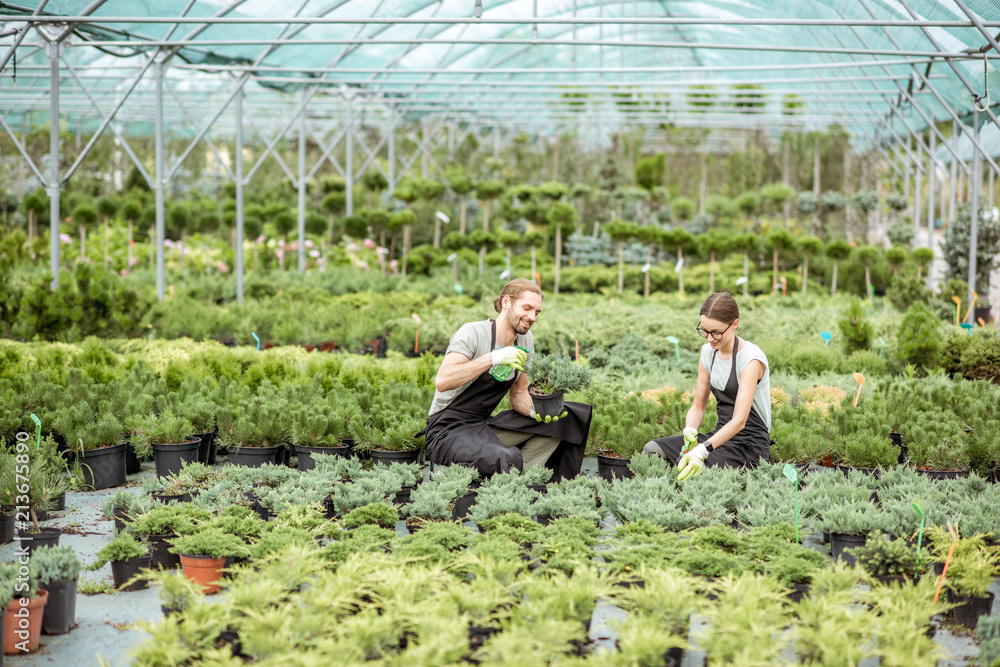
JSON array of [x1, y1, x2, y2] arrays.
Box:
[[0, 0, 997, 311]]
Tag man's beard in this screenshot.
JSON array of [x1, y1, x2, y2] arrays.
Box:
[[508, 310, 530, 334]]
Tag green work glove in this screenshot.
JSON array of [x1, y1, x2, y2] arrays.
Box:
[[681, 426, 698, 454], [492, 346, 527, 372], [677, 443, 709, 481], [530, 409, 569, 423]]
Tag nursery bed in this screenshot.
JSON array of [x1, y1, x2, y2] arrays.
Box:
[[0, 456, 995, 666]]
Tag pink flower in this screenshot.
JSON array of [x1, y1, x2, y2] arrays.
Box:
[[305, 240, 315, 249], [363, 238, 376, 249], [377, 247, 389, 256], [164, 239, 176, 248], [120, 269, 129, 276], [275, 249, 284, 259], [59, 233, 72, 244], [256, 235, 266, 244], [216, 261, 230, 274], [346, 243, 360, 253], [390, 259, 399, 271], [129, 256, 137, 267], [309, 250, 321, 258], [357, 260, 369, 271]]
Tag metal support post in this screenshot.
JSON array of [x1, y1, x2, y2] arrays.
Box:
[[388, 117, 396, 190], [298, 90, 307, 273], [421, 116, 429, 178], [154, 61, 165, 301], [47, 40, 60, 288], [913, 135, 922, 243], [950, 121, 958, 226], [345, 97, 353, 216], [927, 129, 935, 250], [235, 88, 245, 306], [967, 109, 980, 324], [904, 134, 911, 200], [493, 126, 499, 159]]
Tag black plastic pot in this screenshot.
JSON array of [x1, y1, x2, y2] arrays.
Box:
[[371, 449, 421, 466], [79, 443, 128, 490], [19, 526, 61, 559], [125, 440, 142, 475], [394, 487, 412, 507], [0, 507, 14, 545], [951, 591, 994, 628], [529, 390, 565, 419], [889, 432, 908, 465], [662, 646, 684, 667], [228, 445, 282, 468], [112, 506, 130, 534], [294, 444, 351, 471], [913, 467, 968, 480], [112, 554, 152, 590], [787, 583, 811, 603], [51, 492, 66, 512], [835, 464, 880, 478], [41, 576, 77, 635], [192, 431, 217, 466], [218, 629, 245, 658], [150, 492, 192, 505], [147, 533, 181, 570], [153, 439, 201, 478], [597, 454, 634, 483], [975, 305, 992, 324], [452, 490, 478, 521], [830, 532, 867, 565], [277, 446, 292, 467]]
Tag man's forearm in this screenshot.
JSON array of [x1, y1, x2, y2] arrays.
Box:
[[435, 354, 494, 392]]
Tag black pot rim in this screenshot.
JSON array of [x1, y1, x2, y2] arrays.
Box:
[[80, 442, 128, 456], [152, 439, 202, 449]]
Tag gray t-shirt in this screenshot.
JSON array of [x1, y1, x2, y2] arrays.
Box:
[[428, 320, 534, 416], [699, 338, 771, 431]]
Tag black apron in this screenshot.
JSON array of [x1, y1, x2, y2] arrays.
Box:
[[424, 321, 591, 480], [652, 336, 771, 469]]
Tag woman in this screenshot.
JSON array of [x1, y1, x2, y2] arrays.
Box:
[[644, 291, 772, 480]]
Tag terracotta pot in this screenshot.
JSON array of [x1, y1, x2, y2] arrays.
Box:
[[3, 590, 48, 654], [179, 554, 227, 594]]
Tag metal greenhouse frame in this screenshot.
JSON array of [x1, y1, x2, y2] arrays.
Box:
[[0, 0, 998, 318]]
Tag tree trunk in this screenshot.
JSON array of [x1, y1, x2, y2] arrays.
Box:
[[643, 244, 653, 298], [460, 197, 467, 235], [831, 260, 839, 297], [478, 246, 485, 277], [917, 264, 923, 280], [320, 239, 326, 272], [554, 224, 563, 295], [677, 248, 684, 295], [28, 210, 35, 260], [802, 255, 809, 294], [180, 230, 187, 271], [433, 218, 441, 249], [864, 265, 872, 298], [104, 216, 110, 269], [772, 248, 778, 292], [79, 223, 86, 260], [253, 242, 259, 271], [552, 139, 560, 181], [741, 251, 749, 297], [127, 220, 133, 271], [402, 225, 411, 277], [709, 250, 716, 293], [531, 245, 537, 285], [618, 240, 625, 293], [453, 252, 459, 283], [482, 200, 490, 232], [506, 248, 512, 276], [150, 225, 155, 266], [327, 214, 335, 243]]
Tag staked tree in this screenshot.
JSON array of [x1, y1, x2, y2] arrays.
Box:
[[495, 229, 522, 277], [662, 227, 695, 295], [855, 244, 882, 299], [446, 171, 475, 236], [475, 180, 506, 232], [545, 201, 577, 295], [96, 195, 119, 269], [699, 229, 731, 294], [824, 239, 852, 297], [637, 225, 664, 298], [442, 230, 469, 283], [416, 178, 447, 248], [606, 219, 641, 293], [765, 229, 796, 294], [391, 209, 418, 276], [911, 247, 934, 281], [523, 229, 545, 286], [119, 197, 143, 271], [468, 229, 495, 278], [71, 200, 98, 261], [730, 232, 760, 297], [797, 235, 824, 295]]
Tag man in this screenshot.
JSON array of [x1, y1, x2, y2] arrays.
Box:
[[423, 279, 592, 479]]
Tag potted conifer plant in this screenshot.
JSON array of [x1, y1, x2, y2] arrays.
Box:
[[129, 413, 200, 479], [54, 406, 127, 490], [169, 530, 250, 594], [89, 533, 153, 591], [29, 545, 81, 635], [1, 561, 47, 655], [524, 354, 591, 418], [291, 404, 354, 471]]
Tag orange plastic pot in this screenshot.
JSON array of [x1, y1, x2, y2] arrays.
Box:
[[3, 589, 48, 654], [179, 554, 226, 594]]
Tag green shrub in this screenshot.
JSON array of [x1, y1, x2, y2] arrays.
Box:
[[886, 273, 930, 312], [959, 336, 1000, 384], [30, 545, 82, 586], [341, 502, 399, 530], [88, 533, 149, 569], [896, 302, 943, 369], [847, 350, 887, 376], [787, 347, 844, 376], [838, 298, 873, 354]]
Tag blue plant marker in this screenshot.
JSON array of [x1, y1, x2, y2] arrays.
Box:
[[878, 337, 887, 358], [666, 336, 680, 362], [252, 332, 261, 351], [960, 322, 973, 336], [782, 463, 799, 544], [912, 502, 926, 555], [820, 331, 832, 347], [30, 413, 41, 450]]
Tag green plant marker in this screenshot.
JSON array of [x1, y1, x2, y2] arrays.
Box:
[[868, 284, 875, 301], [782, 463, 799, 544], [666, 336, 680, 362], [252, 332, 261, 351], [912, 502, 926, 555], [454, 283, 463, 295], [491, 346, 530, 381], [960, 322, 973, 336], [30, 413, 41, 450], [878, 337, 887, 358], [820, 331, 832, 347]]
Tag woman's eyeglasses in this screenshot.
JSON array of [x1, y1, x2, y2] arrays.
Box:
[[695, 322, 733, 341]]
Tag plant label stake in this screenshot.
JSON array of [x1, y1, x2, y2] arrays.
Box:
[[735, 276, 748, 286], [571, 337, 579, 362], [412, 313, 421, 354], [820, 331, 832, 347], [878, 337, 887, 358], [951, 295, 962, 326], [911, 502, 926, 555], [251, 332, 261, 352], [641, 263, 651, 273], [961, 322, 973, 336], [435, 211, 450, 224], [979, 317, 987, 327], [666, 336, 681, 362], [674, 257, 684, 273], [454, 283, 463, 295], [933, 521, 959, 605], [447, 252, 458, 262], [499, 269, 511, 280], [963, 291, 978, 322], [782, 463, 799, 544], [30, 413, 41, 450], [852, 372, 865, 408], [780, 276, 787, 297]]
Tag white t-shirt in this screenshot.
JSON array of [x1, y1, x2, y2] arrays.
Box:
[[700, 338, 771, 431], [428, 320, 534, 416]]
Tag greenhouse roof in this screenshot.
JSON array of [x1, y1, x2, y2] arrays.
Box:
[[0, 0, 999, 147]]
